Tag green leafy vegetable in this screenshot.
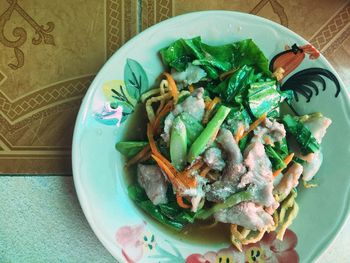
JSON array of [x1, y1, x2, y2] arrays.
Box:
[[231, 69, 262, 106], [225, 107, 252, 128], [128, 183, 148, 202], [160, 37, 219, 78], [170, 117, 187, 170], [265, 145, 286, 170], [128, 184, 190, 230], [181, 37, 226, 79], [138, 200, 185, 230], [282, 114, 320, 155], [159, 202, 197, 224], [187, 105, 231, 163], [115, 141, 148, 158], [206, 65, 263, 106], [200, 42, 236, 64], [274, 137, 289, 159], [222, 107, 252, 152], [178, 112, 204, 145], [247, 80, 281, 118], [223, 65, 255, 103], [159, 39, 192, 71], [293, 156, 307, 165], [239, 135, 249, 152], [160, 37, 271, 81], [231, 39, 271, 75]]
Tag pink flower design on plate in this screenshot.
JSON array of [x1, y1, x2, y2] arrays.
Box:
[[95, 103, 123, 127], [115, 222, 156, 263], [186, 229, 298, 263]]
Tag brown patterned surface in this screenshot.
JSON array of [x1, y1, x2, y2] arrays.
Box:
[[0, 0, 137, 174], [1, 0, 349, 174]]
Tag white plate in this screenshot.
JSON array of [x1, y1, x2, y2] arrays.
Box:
[[72, 11, 350, 263]]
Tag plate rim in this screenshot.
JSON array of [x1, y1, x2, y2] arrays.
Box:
[[72, 10, 350, 262]]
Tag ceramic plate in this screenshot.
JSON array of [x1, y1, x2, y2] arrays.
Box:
[[72, 11, 350, 263]]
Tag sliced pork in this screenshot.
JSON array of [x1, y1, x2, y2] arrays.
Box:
[[303, 115, 332, 144], [253, 118, 286, 145], [302, 151, 323, 181], [137, 164, 168, 205], [216, 128, 246, 182], [161, 88, 205, 143], [205, 129, 246, 202], [239, 141, 277, 208], [275, 163, 303, 198], [173, 88, 205, 120], [203, 147, 226, 171], [295, 114, 331, 181], [205, 181, 238, 202], [214, 202, 274, 231], [171, 63, 207, 87]]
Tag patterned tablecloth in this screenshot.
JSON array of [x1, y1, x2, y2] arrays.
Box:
[[0, 0, 349, 262]]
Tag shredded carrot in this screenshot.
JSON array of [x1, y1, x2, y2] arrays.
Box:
[[152, 100, 173, 133], [205, 99, 212, 110], [147, 115, 198, 208], [176, 193, 191, 209], [204, 100, 212, 109], [200, 166, 211, 177], [235, 124, 245, 143], [163, 72, 179, 104], [264, 136, 273, 145], [147, 124, 176, 173], [125, 145, 150, 167], [156, 100, 165, 115], [176, 160, 202, 188], [272, 153, 295, 177], [284, 153, 295, 166], [147, 123, 196, 189], [207, 97, 221, 111], [151, 154, 182, 187], [272, 169, 281, 178], [152, 152, 196, 192], [177, 172, 197, 188], [188, 160, 204, 171], [150, 147, 177, 176], [147, 124, 159, 155], [203, 97, 221, 124], [138, 151, 151, 163], [188, 84, 194, 93], [241, 112, 267, 140]]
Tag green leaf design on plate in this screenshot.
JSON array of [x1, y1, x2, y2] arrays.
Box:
[[111, 101, 134, 123], [124, 58, 149, 101], [102, 80, 136, 123], [100, 59, 149, 124], [149, 240, 184, 261], [103, 80, 137, 107]]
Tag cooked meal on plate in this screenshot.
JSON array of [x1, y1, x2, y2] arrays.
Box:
[[115, 36, 332, 250]]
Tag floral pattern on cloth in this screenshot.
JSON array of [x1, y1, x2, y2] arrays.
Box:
[[186, 229, 298, 263]]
